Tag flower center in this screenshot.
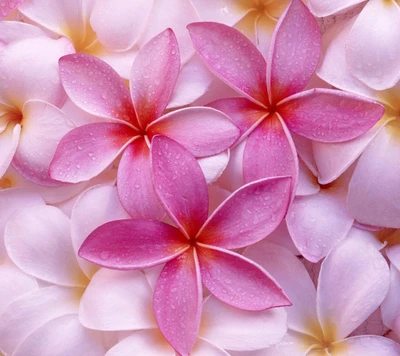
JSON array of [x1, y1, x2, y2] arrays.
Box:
[[0, 176, 13, 189], [189, 237, 197, 247]]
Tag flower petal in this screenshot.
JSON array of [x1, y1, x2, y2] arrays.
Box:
[[5, 205, 88, 287], [278, 88, 384, 142], [267, 0, 321, 104], [296, 159, 320, 196], [330, 335, 400, 356], [0, 122, 20, 178], [198, 150, 230, 184], [50, 122, 136, 183], [130, 29, 180, 128], [197, 176, 291, 249], [79, 219, 188, 270], [0, 0, 24, 19], [192, 338, 230, 356], [198, 245, 290, 310], [153, 249, 202, 356], [188, 22, 268, 105], [117, 138, 165, 220], [317, 238, 390, 340], [0, 21, 47, 43], [307, 0, 364, 16], [200, 295, 287, 351], [80, 268, 156, 330], [148, 107, 239, 157], [381, 264, 400, 330], [151, 135, 208, 237]]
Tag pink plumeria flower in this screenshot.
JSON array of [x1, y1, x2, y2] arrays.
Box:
[[308, 0, 400, 90], [79, 135, 292, 356], [244, 239, 400, 356], [49, 29, 239, 220], [188, 0, 384, 191]]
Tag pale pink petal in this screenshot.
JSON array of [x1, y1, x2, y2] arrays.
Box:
[[148, 107, 239, 157], [317, 239, 390, 340], [330, 335, 400, 356], [243, 114, 298, 187], [381, 264, 400, 330], [191, 0, 249, 25], [50, 122, 136, 183], [106, 330, 174, 356], [307, 0, 365, 16], [198, 245, 290, 310], [130, 29, 180, 128], [151, 135, 208, 237], [0, 0, 24, 19], [153, 249, 202, 356], [198, 150, 230, 184], [80, 268, 156, 330], [209, 97, 267, 138], [279, 88, 384, 142], [96, 45, 139, 79], [0, 21, 47, 43], [265, 222, 301, 255], [79, 219, 188, 269], [192, 338, 230, 356], [188, 22, 269, 105], [244, 242, 320, 336], [4, 205, 88, 287], [387, 244, 400, 272], [117, 138, 165, 220], [286, 187, 354, 262], [267, 0, 321, 104], [59, 54, 138, 125], [347, 123, 400, 228], [90, 0, 153, 51], [0, 285, 82, 355], [13, 100, 75, 186], [198, 176, 291, 249], [0, 122, 20, 177], [291, 133, 318, 176], [296, 159, 320, 196], [346, 226, 385, 252], [14, 314, 107, 356], [200, 295, 287, 351], [346, 0, 400, 90]]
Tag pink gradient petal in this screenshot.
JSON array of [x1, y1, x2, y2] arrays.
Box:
[[347, 123, 400, 228], [80, 269, 156, 330], [346, 0, 400, 90], [198, 176, 291, 249], [317, 239, 390, 340], [0, 286, 82, 355], [209, 97, 267, 138], [0, 122, 20, 178], [307, 0, 365, 17], [50, 122, 136, 183], [13, 314, 107, 356], [59, 54, 138, 125], [198, 245, 290, 310], [330, 336, 400, 356], [78, 219, 188, 270], [151, 135, 208, 237], [381, 264, 400, 330], [188, 22, 269, 105], [201, 296, 287, 351], [153, 249, 202, 356], [243, 114, 298, 187], [117, 138, 165, 220], [0, 0, 24, 19], [130, 29, 180, 128], [13, 100, 75, 186], [4, 205, 88, 287], [267, 0, 321, 104], [286, 187, 354, 262], [148, 107, 239, 157], [278, 88, 384, 142], [90, 0, 153, 51]]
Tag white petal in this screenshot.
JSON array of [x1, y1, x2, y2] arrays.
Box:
[[198, 150, 230, 184], [330, 335, 400, 356]]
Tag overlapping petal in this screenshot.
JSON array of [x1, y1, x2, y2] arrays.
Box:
[[330, 335, 400, 356], [307, 0, 364, 17]]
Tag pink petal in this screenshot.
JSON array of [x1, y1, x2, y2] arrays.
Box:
[[13, 314, 107, 356], [286, 187, 354, 262], [317, 239, 390, 340], [278, 88, 384, 142], [4, 205, 88, 287], [197, 176, 291, 249], [243, 114, 298, 187], [78, 219, 188, 269], [330, 336, 400, 356], [191, 338, 230, 356], [148, 107, 240, 157], [0, 21, 47, 44], [347, 124, 400, 228], [291, 133, 318, 176], [50, 122, 136, 183], [117, 138, 165, 220], [209, 97, 267, 138], [346, 0, 400, 90], [200, 296, 287, 351], [381, 264, 400, 330], [90, 0, 153, 51], [307, 0, 364, 16], [80, 269, 156, 330], [130, 29, 180, 128], [0, 0, 24, 19], [387, 243, 400, 272], [198, 151, 230, 184], [153, 249, 202, 356], [198, 245, 290, 310], [187, 22, 269, 105], [296, 158, 320, 196], [59, 54, 138, 125], [0, 122, 20, 178], [267, 0, 321, 104], [151, 135, 208, 237]]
